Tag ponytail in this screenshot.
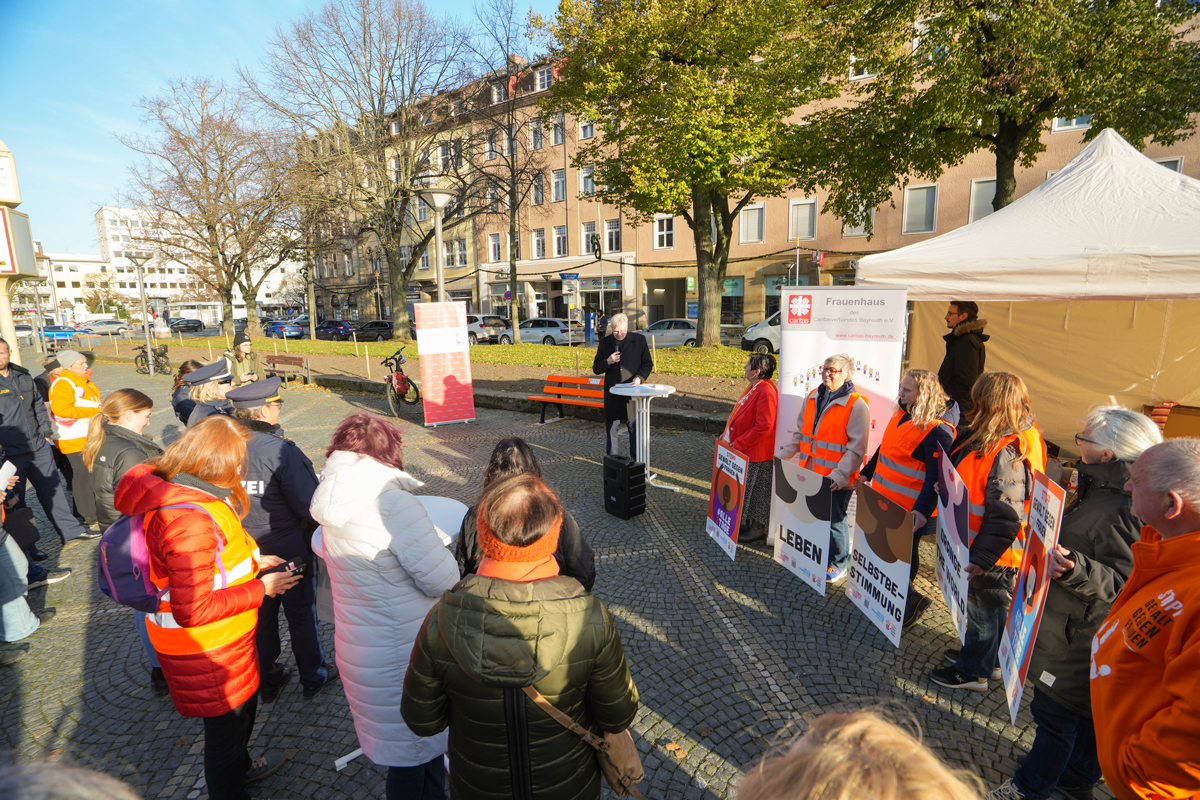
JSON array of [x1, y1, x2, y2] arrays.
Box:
[[82, 415, 107, 472], [82, 388, 154, 472]]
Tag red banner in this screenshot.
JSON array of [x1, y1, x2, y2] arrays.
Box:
[[414, 302, 475, 426]]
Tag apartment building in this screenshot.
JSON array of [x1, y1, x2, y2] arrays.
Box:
[[41, 252, 111, 323]]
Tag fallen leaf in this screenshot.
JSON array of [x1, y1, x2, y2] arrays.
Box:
[[175, 737, 188, 749], [674, 749, 688, 759], [921, 696, 934, 706], [696, 726, 714, 737], [664, 741, 679, 751]]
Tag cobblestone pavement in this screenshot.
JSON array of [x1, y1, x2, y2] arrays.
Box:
[[1, 356, 1110, 799]]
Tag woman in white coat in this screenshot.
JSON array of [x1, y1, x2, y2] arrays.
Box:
[[310, 413, 459, 800]]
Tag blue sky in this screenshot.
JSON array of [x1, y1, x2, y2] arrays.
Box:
[[0, 0, 554, 254]]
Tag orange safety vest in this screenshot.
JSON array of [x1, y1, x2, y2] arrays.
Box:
[[145, 501, 260, 657], [956, 428, 1047, 568], [798, 391, 868, 483], [872, 410, 955, 513]]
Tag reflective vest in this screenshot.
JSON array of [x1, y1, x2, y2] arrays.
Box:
[[872, 410, 955, 513], [49, 373, 101, 443], [956, 428, 1047, 568], [798, 391, 868, 483], [145, 500, 260, 657]]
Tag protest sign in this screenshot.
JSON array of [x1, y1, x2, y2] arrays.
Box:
[[934, 443, 972, 643], [771, 458, 832, 595], [845, 481, 914, 647], [706, 440, 749, 560], [998, 471, 1067, 724]]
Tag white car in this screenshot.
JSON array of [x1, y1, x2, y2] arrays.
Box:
[[741, 311, 781, 353], [465, 314, 504, 345], [637, 318, 699, 348], [498, 318, 583, 346]]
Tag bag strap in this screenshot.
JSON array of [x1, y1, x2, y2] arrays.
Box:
[[150, 503, 227, 589]]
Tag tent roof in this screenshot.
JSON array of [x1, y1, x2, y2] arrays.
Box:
[[856, 129, 1200, 301]]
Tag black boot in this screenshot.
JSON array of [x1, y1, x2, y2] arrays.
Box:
[[150, 667, 169, 697], [740, 522, 767, 543], [903, 591, 933, 630]]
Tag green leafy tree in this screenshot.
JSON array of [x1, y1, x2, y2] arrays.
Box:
[[538, 0, 848, 345], [806, 0, 1200, 227]]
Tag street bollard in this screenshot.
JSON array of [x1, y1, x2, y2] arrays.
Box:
[[273, 338, 278, 356], [207, 341, 212, 360], [365, 344, 370, 380]]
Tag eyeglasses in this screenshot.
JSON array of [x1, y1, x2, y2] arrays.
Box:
[[268, 400, 284, 407], [819, 367, 842, 375], [218, 379, 233, 386], [1074, 433, 1099, 446]]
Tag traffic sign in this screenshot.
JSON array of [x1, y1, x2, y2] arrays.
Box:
[[286, 299, 296, 308], [503, 290, 512, 301]]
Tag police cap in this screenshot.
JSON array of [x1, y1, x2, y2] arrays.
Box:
[[183, 359, 234, 386], [226, 376, 283, 409]]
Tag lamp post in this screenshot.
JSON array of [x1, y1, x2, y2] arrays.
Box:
[[415, 187, 456, 303], [128, 254, 155, 376]]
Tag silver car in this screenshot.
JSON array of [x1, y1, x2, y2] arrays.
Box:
[[637, 318, 699, 348], [79, 318, 130, 335], [465, 314, 504, 345], [498, 317, 583, 346]]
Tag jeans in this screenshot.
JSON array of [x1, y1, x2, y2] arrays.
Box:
[[64, 451, 97, 525], [0, 535, 40, 642], [133, 612, 160, 669], [1013, 689, 1102, 799], [955, 603, 1007, 679], [828, 488, 853, 570], [8, 441, 87, 543], [203, 691, 258, 800], [386, 757, 446, 800], [256, 567, 326, 688], [605, 418, 637, 462]]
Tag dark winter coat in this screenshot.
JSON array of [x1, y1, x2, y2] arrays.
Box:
[[186, 398, 231, 427], [91, 424, 164, 527], [402, 575, 639, 800], [171, 385, 196, 425], [455, 506, 596, 591], [938, 319, 989, 414], [592, 333, 653, 421], [1027, 460, 1140, 717], [0, 364, 53, 456], [232, 418, 319, 562]]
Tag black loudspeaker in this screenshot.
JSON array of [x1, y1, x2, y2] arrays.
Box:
[[604, 455, 647, 520]]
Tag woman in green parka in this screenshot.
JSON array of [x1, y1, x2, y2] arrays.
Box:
[[223, 331, 260, 385], [401, 473, 639, 800]]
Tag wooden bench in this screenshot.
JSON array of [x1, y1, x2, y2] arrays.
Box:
[[263, 355, 311, 386], [527, 375, 605, 424]]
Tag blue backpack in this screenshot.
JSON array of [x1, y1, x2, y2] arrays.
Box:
[[97, 504, 225, 614]]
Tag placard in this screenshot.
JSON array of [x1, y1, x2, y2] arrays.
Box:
[[414, 302, 475, 426], [771, 458, 832, 595], [845, 481, 913, 647], [997, 471, 1066, 724], [706, 440, 749, 560], [934, 443, 972, 643]]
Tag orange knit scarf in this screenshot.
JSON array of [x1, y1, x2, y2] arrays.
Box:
[[476, 505, 562, 563], [476, 555, 561, 582]]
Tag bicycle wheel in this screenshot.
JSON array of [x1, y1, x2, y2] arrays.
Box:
[[134, 354, 149, 375], [401, 378, 421, 405], [385, 379, 402, 417], [155, 356, 173, 374]]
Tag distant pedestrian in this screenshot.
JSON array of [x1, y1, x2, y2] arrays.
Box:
[[171, 360, 203, 424], [724, 353, 779, 543], [937, 301, 988, 417], [592, 312, 652, 460], [456, 437, 596, 590], [1089, 438, 1200, 800], [184, 360, 234, 427], [223, 331, 260, 385], [49, 350, 103, 529]]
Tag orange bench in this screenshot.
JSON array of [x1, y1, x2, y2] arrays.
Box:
[[528, 375, 605, 424]]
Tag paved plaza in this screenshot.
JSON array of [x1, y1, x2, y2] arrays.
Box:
[[0, 356, 1104, 799]]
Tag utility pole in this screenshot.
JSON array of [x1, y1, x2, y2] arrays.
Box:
[[129, 254, 154, 376]]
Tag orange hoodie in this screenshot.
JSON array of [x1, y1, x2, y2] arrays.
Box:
[[1090, 526, 1200, 800]]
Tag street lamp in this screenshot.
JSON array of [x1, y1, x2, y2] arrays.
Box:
[[128, 253, 155, 377], [415, 187, 456, 303]]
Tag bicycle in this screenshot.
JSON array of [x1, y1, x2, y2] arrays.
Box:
[[381, 347, 421, 416], [133, 344, 173, 376]]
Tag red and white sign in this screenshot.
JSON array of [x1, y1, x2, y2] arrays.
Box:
[[787, 294, 812, 324], [414, 302, 475, 427]]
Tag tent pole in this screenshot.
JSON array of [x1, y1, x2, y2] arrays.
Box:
[[1063, 301, 1071, 330], [1131, 301, 1138, 328], [1150, 300, 1172, 402]]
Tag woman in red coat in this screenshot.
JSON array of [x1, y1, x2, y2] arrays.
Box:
[[723, 353, 779, 542], [114, 416, 300, 800]]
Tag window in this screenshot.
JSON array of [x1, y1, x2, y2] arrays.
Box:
[[390, 156, 401, 182], [552, 113, 565, 145], [849, 54, 877, 80], [487, 184, 500, 212], [452, 99, 464, 116], [582, 221, 597, 255], [56, 281, 65, 288], [580, 120, 594, 139], [487, 131, 498, 160], [843, 208, 875, 238], [1155, 157, 1184, 172], [444, 240, 457, 267], [422, 109, 433, 125], [903, 185, 938, 234], [420, 250, 430, 270], [71, 282, 81, 288], [416, 198, 428, 223], [490, 233, 502, 263], [390, 120, 400, 136], [531, 119, 543, 150], [536, 67, 553, 91], [118, 282, 127, 289], [1052, 114, 1093, 132], [552, 169, 566, 202], [507, 233, 520, 261], [54, 265, 63, 272], [531, 173, 544, 205], [554, 226, 568, 257], [533, 228, 546, 259], [969, 179, 997, 223], [655, 215, 675, 249], [789, 198, 817, 240], [439, 142, 451, 171], [456, 239, 467, 266], [491, 84, 507, 104], [740, 202, 765, 243], [606, 219, 621, 252], [581, 165, 595, 196]]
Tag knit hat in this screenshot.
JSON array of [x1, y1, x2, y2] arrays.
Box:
[[476, 494, 563, 563], [55, 350, 86, 370], [232, 330, 251, 347]]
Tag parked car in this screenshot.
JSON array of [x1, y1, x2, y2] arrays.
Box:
[[170, 318, 205, 332], [741, 311, 781, 353], [354, 320, 394, 341], [42, 325, 82, 342], [465, 314, 504, 345], [637, 318, 699, 348], [315, 320, 360, 341], [78, 319, 130, 335], [498, 317, 583, 346], [264, 319, 305, 339]]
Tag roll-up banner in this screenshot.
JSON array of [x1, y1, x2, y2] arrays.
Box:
[[414, 302, 476, 427]]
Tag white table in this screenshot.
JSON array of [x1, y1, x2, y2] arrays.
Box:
[[610, 383, 679, 492]]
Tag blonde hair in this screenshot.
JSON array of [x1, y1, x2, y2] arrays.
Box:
[[738, 711, 983, 800], [189, 380, 224, 404], [899, 369, 950, 429], [960, 372, 1035, 458], [83, 389, 154, 472]]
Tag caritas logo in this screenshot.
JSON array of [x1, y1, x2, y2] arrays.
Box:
[[788, 294, 813, 324]]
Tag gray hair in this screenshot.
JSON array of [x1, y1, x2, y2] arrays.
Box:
[[824, 354, 855, 380], [1082, 405, 1163, 462], [0, 762, 141, 800], [1138, 439, 1200, 506], [610, 313, 629, 331]]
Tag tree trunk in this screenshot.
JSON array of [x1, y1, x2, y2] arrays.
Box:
[[508, 204, 522, 343], [993, 123, 1021, 211], [220, 290, 236, 337], [690, 185, 730, 347], [387, 246, 414, 341], [242, 287, 261, 337]]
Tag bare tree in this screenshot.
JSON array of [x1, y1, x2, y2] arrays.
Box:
[[118, 78, 300, 336]]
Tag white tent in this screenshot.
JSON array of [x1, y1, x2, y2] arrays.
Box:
[[856, 129, 1200, 446]]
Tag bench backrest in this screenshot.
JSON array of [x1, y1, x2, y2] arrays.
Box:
[[264, 355, 306, 368], [541, 375, 603, 399]]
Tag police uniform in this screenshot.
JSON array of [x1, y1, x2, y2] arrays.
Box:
[[225, 378, 333, 697], [182, 360, 234, 427]]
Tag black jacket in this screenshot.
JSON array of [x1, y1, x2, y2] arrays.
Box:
[[938, 319, 988, 414], [0, 364, 53, 456], [187, 398, 231, 427], [172, 385, 196, 425], [91, 425, 164, 527], [455, 506, 596, 591], [233, 418, 319, 561], [1027, 460, 1140, 716], [592, 333, 652, 420]]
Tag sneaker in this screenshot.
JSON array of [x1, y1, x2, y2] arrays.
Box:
[[302, 663, 340, 698], [260, 665, 294, 703], [903, 593, 933, 630], [27, 568, 72, 589], [930, 665, 989, 692], [984, 779, 1027, 800], [1055, 776, 1097, 800], [943, 649, 1001, 680], [1, 650, 27, 666], [827, 566, 848, 583], [245, 751, 287, 784], [76, 531, 102, 540], [34, 608, 57, 626], [150, 667, 170, 697]]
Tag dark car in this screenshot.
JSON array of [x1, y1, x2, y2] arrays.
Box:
[[315, 320, 360, 341], [355, 320, 394, 341], [170, 318, 205, 332]]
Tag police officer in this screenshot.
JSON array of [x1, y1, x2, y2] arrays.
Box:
[[226, 377, 337, 701], [183, 360, 234, 427]]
